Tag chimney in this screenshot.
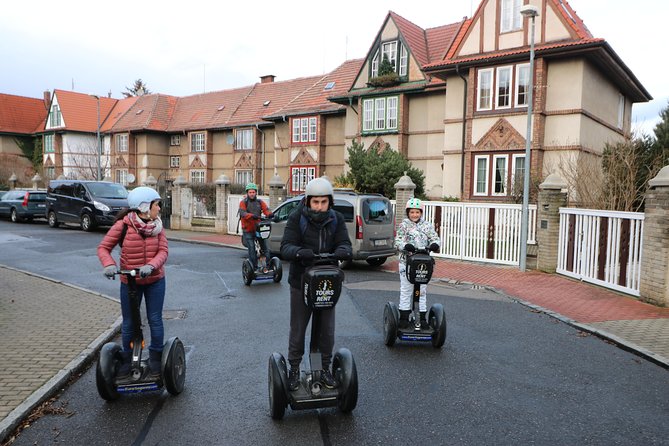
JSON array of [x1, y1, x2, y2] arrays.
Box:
[[260, 75, 276, 84], [43, 90, 51, 109]]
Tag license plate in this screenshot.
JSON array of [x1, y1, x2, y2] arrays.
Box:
[[37, 204, 45, 208], [374, 239, 387, 246]]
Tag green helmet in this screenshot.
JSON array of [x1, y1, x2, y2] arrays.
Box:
[[245, 182, 258, 192], [405, 197, 423, 216]]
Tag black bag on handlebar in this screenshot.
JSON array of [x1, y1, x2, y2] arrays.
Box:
[[405, 252, 434, 284], [302, 264, 344, 309]]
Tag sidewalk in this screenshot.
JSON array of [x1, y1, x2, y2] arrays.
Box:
[[2, 228, 668, 443]]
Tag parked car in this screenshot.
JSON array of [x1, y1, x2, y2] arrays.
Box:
[[0, 189, 47, 222], [46, 180, 129, 231], [268, 189, 396, 266]]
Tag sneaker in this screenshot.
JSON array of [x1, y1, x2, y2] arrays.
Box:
[[398, 310, 411, 329], [116, 351, 132, 379], [420, 312, 430, 330], [320, 369, 338, 389], [288, 368, 300, 391], [148, 350, 162, 379]]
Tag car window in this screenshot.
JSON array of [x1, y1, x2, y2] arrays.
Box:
[[54, 183, 74, 197], [275, 200, 300, 221], [86, 182, 128, 199], [332, 200, 354, 222], [28, 192, 46, 202], [75, 184, 88, 200], [362, 198, 392, 224]]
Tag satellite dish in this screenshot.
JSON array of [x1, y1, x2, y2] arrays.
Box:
[[127, 173, 136, 184], [226, 134, 235, 145]]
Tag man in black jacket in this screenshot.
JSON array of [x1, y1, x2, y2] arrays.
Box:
[[280, 178, 352, 391]]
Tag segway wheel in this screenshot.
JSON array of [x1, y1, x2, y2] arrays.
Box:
[[383, 302, 398, 347], [268, 352, 289, 420], [270, 257, 282, 283], [163, 337, 186, 395], [242, 260, 254, 286], [429, 304, 447, 348], [333, 348, 358, 413], [96, 342, 121, 401]]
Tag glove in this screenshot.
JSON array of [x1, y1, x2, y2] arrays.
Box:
[[429, 243, 440, 253], [404, 243, 416, 253], [296, 248, 314, 261], [252, 215, 261, 220], [334, 247, 352, 261], [103, 265, 117, 279], [139, 264, 154, 278], [266, 213, 274, 219]]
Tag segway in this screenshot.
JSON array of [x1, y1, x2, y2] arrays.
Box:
[[242, 217, 282, 286], [383, 248, 447, 348], [96, 269, 186, 400], [268, 253, 358, 420]]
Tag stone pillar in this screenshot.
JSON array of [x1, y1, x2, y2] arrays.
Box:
[[8, 173, 17, 190], [536, 173, 568, 273], [171, 175, 186, 230], [394, 172, 416, 230], [31, 173, 42, 190], [143, 174, 157, 188], [215, 174, 231, 233], [639, 165, 669, 307], [269, 172, 286, 210]]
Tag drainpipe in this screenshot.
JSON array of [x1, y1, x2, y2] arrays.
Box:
[[256, 124, 265, 194], [455, 64, 468, 198]]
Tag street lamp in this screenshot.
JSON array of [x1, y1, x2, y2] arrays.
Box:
[[518, 4, 539, 272], [90, 94, 101, 181]]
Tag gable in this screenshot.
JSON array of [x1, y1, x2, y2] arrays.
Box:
[[474, 118, 525, 151]]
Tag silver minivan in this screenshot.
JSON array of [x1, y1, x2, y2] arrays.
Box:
[[268, 190, 396, 266]]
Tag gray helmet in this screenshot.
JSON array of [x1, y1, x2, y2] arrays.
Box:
[[305, 177, 334, 208]]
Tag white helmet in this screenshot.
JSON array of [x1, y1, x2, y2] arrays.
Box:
[[305, 177, 333, 207], [127, 186, 161, 213]]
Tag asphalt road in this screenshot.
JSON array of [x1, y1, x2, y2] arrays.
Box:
[[1, 220, 668, 445]]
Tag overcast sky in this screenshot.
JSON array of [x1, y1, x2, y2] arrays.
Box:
[[1, 0, 665, 135]]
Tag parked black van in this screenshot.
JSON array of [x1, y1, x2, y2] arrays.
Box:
[[46, 180, 129, 231]]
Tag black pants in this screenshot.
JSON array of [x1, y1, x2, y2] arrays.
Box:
[[288, 286, 335, 370]]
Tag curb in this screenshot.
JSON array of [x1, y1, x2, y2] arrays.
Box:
[[0, 265, 122, 444], [166, 235, 245, 251]]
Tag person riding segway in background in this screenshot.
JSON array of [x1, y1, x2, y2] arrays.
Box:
[[394, 197, 440, 329], [97, 186, 169, 381], [239, 182, 273, 271], [280, 177, 352, 392]]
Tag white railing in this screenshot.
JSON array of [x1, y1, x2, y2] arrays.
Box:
[[557, 208, 644, 296], [227, 194, 270, 235], [422, 201, 536, 265]]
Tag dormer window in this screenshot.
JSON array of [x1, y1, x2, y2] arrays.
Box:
[[370, 40, 408, 78], [49, 105, 61, 127], [501, 0, 522, 33]]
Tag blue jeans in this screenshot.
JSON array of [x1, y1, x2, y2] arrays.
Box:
[[243, 231, 269, 269], [120, 278, 165, 353]]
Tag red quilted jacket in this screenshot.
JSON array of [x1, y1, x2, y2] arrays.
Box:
[[97, 214, 169, 285]]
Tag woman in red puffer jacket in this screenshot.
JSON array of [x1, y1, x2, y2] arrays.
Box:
[[97, 186, 168, 380]]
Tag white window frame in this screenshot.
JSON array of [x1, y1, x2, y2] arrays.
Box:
[[371, 49, 380, 78], [45, 166, 55, 179], [477, 69, 493, 111], [170, 135, 181, 146], [387, 97, 398, 130], [116, 169, 128, 186], [511, 154, 526, 195], [501, 0, 522, 33], [235, 128, 253, 151], [190, 170, 206, 184], [375, 98, 386, 130], [292, 119, 300, 143], [309, 117, 317, 141], [116, 134, 128, 153], [49, 105, 61, 128], [363, 96, 399, 132], [617, 93, 625, 129], [291, 117, 318, 143], [399, 45, 408, 76], [495, 66, 513, 109], [44, 134, 54, 153], [235, 169, 252, 186], [191, 132, 205, 152], [291, 166, 316, 193], [363, 99, 374, 131], [492, 154, 508, 196], [170, 156, 180, 168], [515, 64, 530, 108], [473, 155, 489, 196], [301, 119, 309, 142], [382, 41, 398, 72]]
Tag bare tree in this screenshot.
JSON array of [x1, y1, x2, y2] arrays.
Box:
[[554, 151, 605, 209], [65, 141, 111, 180]]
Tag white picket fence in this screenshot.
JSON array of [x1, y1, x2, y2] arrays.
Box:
[[227, 194, 270, 235], [556, 208, 644, 296]]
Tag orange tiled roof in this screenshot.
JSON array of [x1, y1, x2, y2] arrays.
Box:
[[53, 90, 117, 133], [168, 86, 254, 132], [101, 96, 138, 132], [110, 94, 177, 132], [265, 59, 364, 119], [0, 93, 48, 134]]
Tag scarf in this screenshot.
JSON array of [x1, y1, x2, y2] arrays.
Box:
[[125, 212, 163, 237]]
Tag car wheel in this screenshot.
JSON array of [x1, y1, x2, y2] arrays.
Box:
[[81, 213, 93, 232], [10, 208, 22, 223], [366, 257, 387, 267], [48, 211, 59, 228]]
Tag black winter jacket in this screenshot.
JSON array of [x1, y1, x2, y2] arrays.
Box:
[[280, 203, 352, 289]]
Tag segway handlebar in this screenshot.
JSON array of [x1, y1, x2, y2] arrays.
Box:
[[115, 269, 141, 277], [401, 247, 431, 256]]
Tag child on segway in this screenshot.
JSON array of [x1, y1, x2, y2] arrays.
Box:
[[97, 186, 169, 382], [239, 182, 273, 272], [394, 198, 440, 329], [280, 177, 352, 392]]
